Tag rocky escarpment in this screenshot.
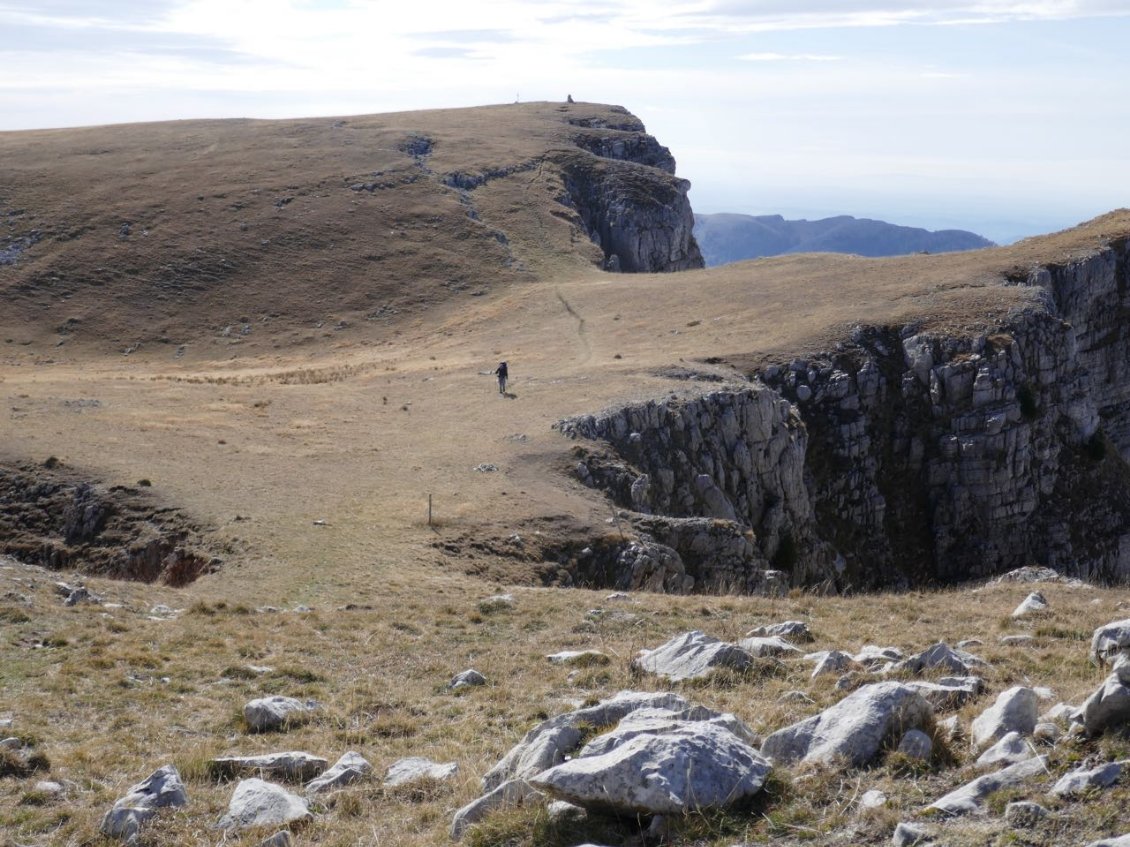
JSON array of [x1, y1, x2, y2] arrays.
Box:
[[552, 108, 703, 273], [0, 460, 221, 585], [560, 239, 1130, 591]]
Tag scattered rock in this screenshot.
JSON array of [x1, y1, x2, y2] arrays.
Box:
[[895, 642, 987, 676], [211, 752, 327, 782], [546, 799, 587, 823], [1091, 619, 1130, 666], [383, 757, 457, 788], [747, 620, 813, 642], [306, 751, 372, 794], [859, 788, 887, 809], [217, 778, 311, 831], [243, 696, 319, 733], [482, 691, 694, 791], [1011, 591, 1049, 617], [450, 669, 487, 690], [926, 756, 1048, 815], [1084, 836, 1130, 847], [999, 634, 1036, 646], [1074, 673, 1130, 736], [906, 676, 984, 710], [892, 821, 932, 846], [1033, 722, 1062, 743], [258, 831, 293, 847], [854, 645, 904, 669], [100, 764, 188, 842], [896, 729, 933, 761], [975, 732, 1034, 769], [631, 630, 755, 682], [810, 650, 860, 678], [1005, 800, 1049, 828], [761, 681, 934, 768], [1049, 761, 1123, 798], [529, 721, 771, 815], [970, 686, 1038, 749], [737, 635, 803, 658], [779, 690, 815, 704]]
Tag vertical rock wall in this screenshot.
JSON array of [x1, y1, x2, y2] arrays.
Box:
[[560, 243, 1130, 590]]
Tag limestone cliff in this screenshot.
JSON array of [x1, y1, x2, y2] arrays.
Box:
[[553, 109, 703, 273], [560, 239, 1130, 591]]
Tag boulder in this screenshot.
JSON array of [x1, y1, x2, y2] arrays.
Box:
[[482, 690, 693, 791], [100, 764, 188, 842], [747, 620, 813, 643], [217, 778, 310, 831], [631, 630, 754, 682], [926, 756, 1048, 815], [383, 756, 458, 788], [1075, 673, 1130, 736], [810, 650, 859, 678], [761, 681, 934, 768], [895, 642, 986, 676], [970, 686, 1038, 749], [243, 696, 318, 733], [305, 751, 372, 794], [736, 635, 803, 658], [1049, 761, 1123, 798], [906, 677, 984, 710], [210, 752, 326, 782], [450, 669, 487, 690], [529, 722, 770, 814], [896, 729, 933, 761], [1090, 618, 1130, 666], [974, 732, 1033, 769], [1011, 591, 1049, 618], [892, 821, 932, 846]]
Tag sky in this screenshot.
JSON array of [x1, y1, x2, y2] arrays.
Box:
[[2, 1, 1129, 244]]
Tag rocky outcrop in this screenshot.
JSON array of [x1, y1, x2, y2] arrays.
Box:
[[559, 240, 1130, 590], [553, 130, 703, 272]]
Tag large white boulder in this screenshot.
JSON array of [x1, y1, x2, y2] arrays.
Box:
[[217, 778, 310, 831], [970, 686, 1038, 749], [530, 721, 770, 814], [631, 630, 754, 682], [761, 681, 933, 768], [927, 756, 1048, 816]]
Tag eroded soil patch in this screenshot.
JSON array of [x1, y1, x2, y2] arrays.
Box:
[[0, 458, 222, 585]]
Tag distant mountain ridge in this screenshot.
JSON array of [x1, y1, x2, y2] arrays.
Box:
[[694, 212, 994, 266]]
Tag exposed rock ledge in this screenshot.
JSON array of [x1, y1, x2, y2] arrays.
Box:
[[558, 238, 1130, 591]]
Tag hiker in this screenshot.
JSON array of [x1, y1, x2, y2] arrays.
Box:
[[493, 361, 508, 394]]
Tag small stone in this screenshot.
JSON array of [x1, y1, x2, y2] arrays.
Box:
[[897, 729, 933, 761], [307, 751, 372, 794], [860, 788, 887, 809], [258, 831, 293, 847], [1011, 591, 1049, 618], [243, 696, 318, 733], [383, 756, 458, 788], [450, 669, 487, 690], [1033, 722, 1061, 743], [217, 778, 310, 831], [975, 732, 1033, 769], [546, 650, 610, 666], [778, 690, 815, 704], [546, 799, 587, 822], [892, 821, 931, 846]]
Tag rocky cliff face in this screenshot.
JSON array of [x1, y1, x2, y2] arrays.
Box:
[[559, 240, 1130, 591], [554, 111, 703, 273]]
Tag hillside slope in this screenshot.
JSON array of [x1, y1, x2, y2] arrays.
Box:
[[0, 102, 700, 356], [695, 212, 994, 265]]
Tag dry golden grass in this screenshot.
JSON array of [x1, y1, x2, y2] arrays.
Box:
[[3, 103, 1130, 845], [2, 551, 1130, 846]]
